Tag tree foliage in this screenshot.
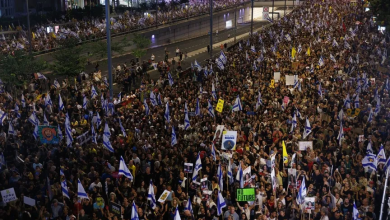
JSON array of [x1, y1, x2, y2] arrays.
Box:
[[51, 38, 86, 78], [370, 0, 390, 30], [0, 50, 46, 86], [131, 33, 151, 59]]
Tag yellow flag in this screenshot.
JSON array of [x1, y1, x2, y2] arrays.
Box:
[[306, 47, 311, 56], [50, 32, 56, 39], [32, 32, 36, 39], [283, 141, 288, 164], [291, 47, 297, 59]]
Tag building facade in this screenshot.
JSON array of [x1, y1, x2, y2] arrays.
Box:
[[0, 0, 15, 17]]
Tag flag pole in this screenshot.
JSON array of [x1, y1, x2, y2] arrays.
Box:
[[379, 169, 389, 220]]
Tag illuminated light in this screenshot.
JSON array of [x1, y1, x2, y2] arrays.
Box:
[[152, 35, 155, 38]]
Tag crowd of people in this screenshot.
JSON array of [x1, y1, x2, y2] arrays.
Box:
[[0, 0, 242, 54], [0, 0, 389, 220]]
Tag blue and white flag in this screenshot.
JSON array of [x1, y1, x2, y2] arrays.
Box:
[[157, 93, 162, 105], [297, 44, 302, 54], [239, 43, 243, 50], [194, 60, 202, 71], [338, 109, 345, 121], [303, 118, 311, 139], [337, 122, 344, 146], [232, 95, 242, 112], [164, 102, 170, 123], [148, 180, 157, 209], [103, 77, 109, 87], [192, 152, 202, 181], [236, 162, 244, 188], [21, 94, 26, 108], [83, 96, 88, 110], [211, 143, 216, 161], [91, 124, 97, 144], [150, 91, 157, 106], [318, 83, 323, 98], [0, 153, 6, 168], [217, 190, 226, 216], [296, 107, 304, 120], [117, 92, 122, 103], [65, 113, 73, 147], [377, 145, 386, 166], [36, 73, 47, 80], [217, 164, 223, 191], [62, 180, 70, 199], [43, 113, 49, 126], [58, 125, 63, 142], [362, 154, 377, 171], [207, 100, 215, 118], [251, 45, 256, 53], [184, 102, 190, 130], [284, 34, 291, 41], [54, 79, 61, 89], [184, 197, 193, 214], [119, 156, 133, 180], [77, 179, 89, 200], [296, 177, 307, 205], [386, 79, 390, 91], [219, 51, 227, 64], [103, 123, 114, 152], [195, 98, 201, 116], [96, 112, 101, 128], [344, 94, 351, 109], [353, 202, 359, 220], [13, 104, 20, 119], [367, 108, 373, 123], [290, 113, 297, 134], [246, 51, 250, 61], [168, 72, 174, 86], [366, 141, 373, 154], [91, 85, 98, 99], [118, 118, 127, 137], [216, 58, 225, 70], [256, 91, 263, 110], [293, 75, 299, 89], [8, 122, 15, 136], [28, 111, 37, 126], [266, 16, 273, 23], [144, 100, 150, 116], [227, 159, 234, 184], [332, 39, 339, 47], [59, 94, 64, 111], [44, 94, 52, 107], [318, 56, 325, 67], [354, 95, 359, 108], [309, 63, 314, 73], [330, 54, 336, 63], [384, 157, 390, 174], [171, 127, 178, 146], [174, 205, 181, 220], [212, 83, 217, 100]]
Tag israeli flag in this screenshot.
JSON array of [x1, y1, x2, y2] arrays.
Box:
[[83, 96, 88, 110], [217, 190, 226, 216], [309, 63, 314, 73], [8, 122, 15, 136], [296, 177, 307, 205], [131, 201, 139, 220], [290, 113, 297, 134], [168, 72, 174, 86], [58, 125, 63, 142], [207, 100, 215, 118], [77, 179, 89, 200], [195, 98, 201, 116], [353, 202, 359, 220], [194, 60, 202, 71], [219, 51, 227, 64], [174, 205, 181, 220], [209, 64, 214, 75], [366, 141, 373, 154], [192, 152, 202, 181], [338, 109, 345, 121], [318, 83, 323, 98], [217, 164, 223, 191], [384, 157, 390, 174], [59, 94, 64, 111], [251, 45, 256, 53], [344, 94, 351, 109], [256, 91, 263, 110], [184, 102, 190, 130], [119, 156, 133, 180], [367, 108, 373, 123], [96, 112, 101, 128], [171, 126, 178, 146], [43, 113, 49, 126], [65, 113, 73, 147], [184, 197, 193, 214], [232, 95, 242, 112], [150, 91, 157, 106], [91, 85, 98, 99], [298, 44, 302, 54], [266, 16, 273, 23], [212, 83, 217, 100], [303, 118, 311, 139], [36, 73, 47, 80], [21, 94, 26, 108], [103, 123, 114, 152], [62, 180, 70, 199], [362, 154, 377, 171], [349, 56, 353, 64], [354, 95, 359, 108], [271, 45, 276, 54], [227, 159, 234, 184], [157, 93, 162, 105], [236, 162, 244, 188], [91, 124, 97, 144], [147, 180, 157, 210], [14, 104, 20, 118], [293, 75, 299, 89], [345, 41, 351, 49], [216, 58, 225, 70], [45, 94, 52, 107], [284, 34, 291, 41], [164, 102, 170, 123], [54, 79, 61, 89], [118, 118, 127, 137], [318, 56, 324, 67], [28, 112, 38, 126], [377, 145, 386, 166], [330, 54, 336, 63], [144, 100, 150, 116], [375, 97, 381, 116], [103, 77, 109, 87], [101, 94, 105, 110], [337, 121, 344, 146], [239, 43, 243, 50], [246, 51, 250, 61], [332, 39, 338, 47], [386, 79, 390, 91]]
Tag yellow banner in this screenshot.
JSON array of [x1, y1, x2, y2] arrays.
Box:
[[216, 99, 224, 113]]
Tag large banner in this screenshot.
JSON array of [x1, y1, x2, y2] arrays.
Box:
[[221, 131, 237, 150], [38, 126, 59, 144]]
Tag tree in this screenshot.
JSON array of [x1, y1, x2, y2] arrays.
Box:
[[370, 0, 390, 30], [131, 33, 151, 61], [0, 50, 46, 87], [51, 38, 86, 78]]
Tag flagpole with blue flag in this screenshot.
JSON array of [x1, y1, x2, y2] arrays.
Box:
[[211, 143, 216, 161], [207, 100, 215, 118], [217, 190, 226, 216], [61, 180, 70, 199], [77, 179, 89, 200], [148, 180, 157, 209], [184, 197, 193, 216], [192, 152, 202, 181], [119, 156, 133, 181], [171, 127, 178, 146], [184, 102, 190, 130], [164, 102, 170, 123], [195, 98, 201, 116], [131, 201, 139, 220], [232, 95, 242, 111]]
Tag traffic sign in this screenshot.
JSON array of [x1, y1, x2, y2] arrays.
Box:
[[263, 7, 269, 12]]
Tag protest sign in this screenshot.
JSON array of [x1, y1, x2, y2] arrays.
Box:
[[274, 72, 281, 82], [299, 141, 313, 151], [216, 99, 224, 113], [221, 131, 237, 150], [184, 163, 193, 173], [109, 202, 122, 218], [158, 190, 171, 203], [286, 75, 295, 85], [23, 196, 35, 206], [1, 188, 17, 203], [38, 126, 59, 144]]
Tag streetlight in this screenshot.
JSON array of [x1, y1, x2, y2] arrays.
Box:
[[26, 0, 32, 56], [209, 0, 213, 59], [251, 0, 253, 35], [105, 0, 113, 99]]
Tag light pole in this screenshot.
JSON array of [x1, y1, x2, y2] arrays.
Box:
[[26, 0, 32, 56], [284, 0, 286, 17], [251, 0, 253, 35], [272, 0, 274, 20], [234, 6, 237, 44], [105, 0, 113, 99], [209, 0, 213, 59]]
